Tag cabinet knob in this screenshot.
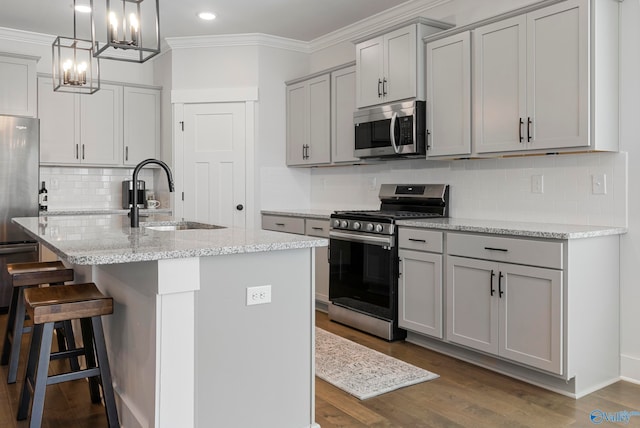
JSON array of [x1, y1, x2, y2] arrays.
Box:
[[236, 204, 244, 211]]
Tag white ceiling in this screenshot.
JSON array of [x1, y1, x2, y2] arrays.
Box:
[[0, 0, 412, 42]]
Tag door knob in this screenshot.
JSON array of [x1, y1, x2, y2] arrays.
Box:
[[236, 204, 244, 211]]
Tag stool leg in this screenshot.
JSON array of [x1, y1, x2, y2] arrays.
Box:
[[80, 318, 101, 403], [1, 287, 19, 365], [7, 287, 27, 384], [56, 320, 80, 372], [18, 322, 54, 425], [91, 316, 120, 428]]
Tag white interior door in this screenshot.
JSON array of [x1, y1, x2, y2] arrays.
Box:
[[182, 103, 246, 228]]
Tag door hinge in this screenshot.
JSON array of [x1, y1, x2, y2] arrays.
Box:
[[179, 121, 184, 131]]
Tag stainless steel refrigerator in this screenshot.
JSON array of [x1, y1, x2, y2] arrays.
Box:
[[0, 115, 40, 310]]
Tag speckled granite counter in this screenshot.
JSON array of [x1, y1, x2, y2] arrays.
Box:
[[397, 217, 627, 239], [44, 208, 172, 216], [13, 214, 328, 265], [261, 209, 335, 220]]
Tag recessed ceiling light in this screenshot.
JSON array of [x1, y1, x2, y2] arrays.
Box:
[[198, 12, 216, 21], [75, 5, 91, 13]]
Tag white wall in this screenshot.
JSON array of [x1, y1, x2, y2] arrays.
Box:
[[166, 41, 313, 227], [618, 0, 640, 383]]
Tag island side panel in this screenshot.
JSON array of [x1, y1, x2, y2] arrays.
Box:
[[92, 261, 161, 428], [196, 248, 315, 428]]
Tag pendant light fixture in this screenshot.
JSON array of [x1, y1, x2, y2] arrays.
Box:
[[90, 0, 160, 63], [52, 0, 100, 94]]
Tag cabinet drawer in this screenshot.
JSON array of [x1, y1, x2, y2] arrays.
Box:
[[261, 215, 305, 235], [398, 228, 443, 253], [305, 219, 330, 238], [447, 233, 563, 269]]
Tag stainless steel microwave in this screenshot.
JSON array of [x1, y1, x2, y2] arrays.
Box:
[[354, 100, 426, 159]]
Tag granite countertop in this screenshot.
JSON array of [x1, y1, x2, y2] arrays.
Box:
[[45, 208, 173, 216], [13, 214, 327, 265], [397, 217, 627, 239], [261, 209, 335, 220]]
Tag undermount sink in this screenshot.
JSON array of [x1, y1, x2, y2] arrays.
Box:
[[144, 221, 225, 231]]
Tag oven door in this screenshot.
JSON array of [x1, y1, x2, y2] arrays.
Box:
[[329, 231, 397, 321]]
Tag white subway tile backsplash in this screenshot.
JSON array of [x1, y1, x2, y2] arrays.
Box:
[[40, 166, 156, 210], [310, 152, 628, 227]]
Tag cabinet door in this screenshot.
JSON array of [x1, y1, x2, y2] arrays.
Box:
[[526, 0, 587, 150], [356, 36, 385, 108], [124, 86, 160, 166], [286, 82, 307, 166], [426, 32, 471, 157], [474, 15, 527, 154], [38, 77, 79, 164], [384, 25, 417, 104], [500, 263, 563, 374], [307, 74, 331, 165], [399, 249, 443, 338], [0, 55, 37, 117], [331, 66, 359, 163], [447, 256, 499, 354], [79, 84, 123, 165]]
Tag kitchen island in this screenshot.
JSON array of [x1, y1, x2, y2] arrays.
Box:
[[13, 214, 326, 428]]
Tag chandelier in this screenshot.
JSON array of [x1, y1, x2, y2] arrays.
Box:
[[52, 0, 100, 94], [91, 0, 161, 63]]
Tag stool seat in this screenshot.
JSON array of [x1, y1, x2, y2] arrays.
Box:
[[1, 261, 77, 385], [24, 282, 113, 324], [18, 282, 119, 427], [7, 261, 74, 287]]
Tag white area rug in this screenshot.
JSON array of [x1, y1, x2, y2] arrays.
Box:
[[315, 327, 439, 400]]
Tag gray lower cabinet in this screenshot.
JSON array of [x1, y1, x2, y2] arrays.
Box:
[[262, 214, 330, 307], [400, 226, 620, 399], [398, 228, 444, 339]]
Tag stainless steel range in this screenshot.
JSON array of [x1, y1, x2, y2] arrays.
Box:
[[328, 184, 449, 340]]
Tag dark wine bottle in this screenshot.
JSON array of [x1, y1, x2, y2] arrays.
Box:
[[39, 181, 48, 211]]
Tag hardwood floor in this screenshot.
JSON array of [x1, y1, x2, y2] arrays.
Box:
[[0, 313, 108, 428], [316, 311, 640, 428], [1, 310, 639, 427]]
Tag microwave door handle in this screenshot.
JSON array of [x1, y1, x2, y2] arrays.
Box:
[[389, 112, 400, 154]]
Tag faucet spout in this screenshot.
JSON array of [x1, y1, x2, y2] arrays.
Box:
[[131, 158, 175, 227]]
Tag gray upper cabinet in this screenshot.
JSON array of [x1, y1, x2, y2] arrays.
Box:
[[425, 31, 471, 158], [0, 54, 37, 118], [472, 0, 618, 154]]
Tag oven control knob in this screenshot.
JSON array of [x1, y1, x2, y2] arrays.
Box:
[[366, 223, 374, 232], [375, 224, 384, 233], [340, 220, 349, 228], [333, 219, 341, 228], [353, 222, 361, 230]]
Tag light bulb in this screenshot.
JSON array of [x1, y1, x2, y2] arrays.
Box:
[[77, 62, 87, 73], [129, 13, 139, 31], [109, 11, 118, 29], [63, 60, 73, 71]]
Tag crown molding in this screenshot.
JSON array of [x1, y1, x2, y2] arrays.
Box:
[[164, 33, 310, 53], [308, 0, 453, 53], [0, 27, 55, 46]]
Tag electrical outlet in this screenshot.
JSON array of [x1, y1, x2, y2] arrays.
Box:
[[246, 285, 271, 306], [531, 175, 544, 194], [592, 174, 607, 195], [368, 177, 377, 191]]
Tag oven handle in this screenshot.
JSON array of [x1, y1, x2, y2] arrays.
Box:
[[389, 112, 400, 154], [329, 230, 394, 247]]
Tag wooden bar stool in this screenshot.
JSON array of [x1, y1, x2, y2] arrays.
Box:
[[1, 261, 77, 384], [17, 282, 119, 428]]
